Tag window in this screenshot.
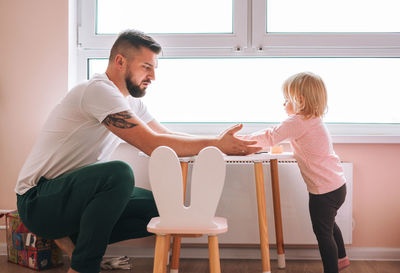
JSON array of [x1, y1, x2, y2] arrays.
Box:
[[266, 0, 400, 33], [96, 0, 233, 34], [79, 0, 246, 49], [267, 0, 400, 33], [76, 0, 400, 142], [252, 0, 400, 56]]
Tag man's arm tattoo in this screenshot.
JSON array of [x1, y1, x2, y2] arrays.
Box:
[[103, 111, 138, 129]]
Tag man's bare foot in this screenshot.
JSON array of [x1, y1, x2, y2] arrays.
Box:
[[54, 237, 75, 259]]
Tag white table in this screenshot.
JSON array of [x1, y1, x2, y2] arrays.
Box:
[[143, 151, 294, 273]]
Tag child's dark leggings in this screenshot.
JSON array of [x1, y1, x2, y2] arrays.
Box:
[[309, 184, 347, 273], [17, 161, 158, 273]]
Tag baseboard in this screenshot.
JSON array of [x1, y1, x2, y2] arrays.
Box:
[[346, 247, 400, 261], [104, 245, 400, 261], [1, 243, 398, 261]]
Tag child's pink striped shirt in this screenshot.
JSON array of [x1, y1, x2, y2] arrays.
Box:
[[246, 114, 345, 194]]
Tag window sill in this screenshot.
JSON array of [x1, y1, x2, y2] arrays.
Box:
[[160, 122, 400, 144]]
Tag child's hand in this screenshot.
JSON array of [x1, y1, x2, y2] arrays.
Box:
[[238, 128, 271, 151]]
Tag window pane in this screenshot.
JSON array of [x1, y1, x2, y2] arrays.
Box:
[[267, 0, 400, 32], [96, 0, 233, 34], [88, 58, 400, 124]]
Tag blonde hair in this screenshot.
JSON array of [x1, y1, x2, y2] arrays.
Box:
[[282, 72, 327, 119]]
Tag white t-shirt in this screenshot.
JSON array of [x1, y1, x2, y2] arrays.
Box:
[[16, 73, 153, 195]]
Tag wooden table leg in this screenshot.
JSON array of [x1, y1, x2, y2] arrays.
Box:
[[270, 159, 286, 268], [170, 161, 189, 273], [254, 162, 271, 273]]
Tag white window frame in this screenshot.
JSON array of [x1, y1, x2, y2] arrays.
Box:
[[78, 0, 248, 51], [252, 1, 400, 57], [74, 0, 400, 143]]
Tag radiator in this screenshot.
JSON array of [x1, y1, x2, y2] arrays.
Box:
[[182, 161, 353, 245]]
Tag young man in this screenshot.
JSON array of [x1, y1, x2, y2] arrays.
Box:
[[16, 30, 260, 273]]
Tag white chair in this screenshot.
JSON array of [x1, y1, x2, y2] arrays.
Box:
[[147, 146, 227, 273]]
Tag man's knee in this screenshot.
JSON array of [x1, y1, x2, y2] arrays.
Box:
[[105, 161, 135, 192], [143, 194, 159, 219]]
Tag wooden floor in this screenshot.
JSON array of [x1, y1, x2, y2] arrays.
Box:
[[1, 256, 399, 273]]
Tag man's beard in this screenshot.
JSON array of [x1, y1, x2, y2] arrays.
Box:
[[125, 71, 147, 98]]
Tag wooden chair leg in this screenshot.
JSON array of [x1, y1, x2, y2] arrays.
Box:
[[208, 235, 221, 273], [153, 234, 169, 273], [170, 236, 182, 273]]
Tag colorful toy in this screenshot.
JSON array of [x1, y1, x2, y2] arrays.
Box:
[[5, 211, 63, 270]]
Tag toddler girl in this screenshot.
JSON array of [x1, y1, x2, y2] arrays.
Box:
[[243, 72, 350, 273]]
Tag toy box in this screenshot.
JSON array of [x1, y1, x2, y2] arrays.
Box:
[[5, 210, 63, 270]]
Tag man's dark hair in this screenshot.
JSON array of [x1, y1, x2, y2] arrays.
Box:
[[109, 29, 162, 61]]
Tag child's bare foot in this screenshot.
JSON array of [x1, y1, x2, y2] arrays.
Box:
[[338, 256, 350, 271]]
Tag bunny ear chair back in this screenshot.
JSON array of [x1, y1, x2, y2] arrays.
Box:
[[147, 146, 228, 273]]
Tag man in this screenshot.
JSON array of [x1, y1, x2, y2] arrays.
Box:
[[16, 30, 260, 273]]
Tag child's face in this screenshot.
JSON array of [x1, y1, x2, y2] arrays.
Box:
[[284, 99, 295, 115]]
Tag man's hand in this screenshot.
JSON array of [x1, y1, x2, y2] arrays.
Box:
[[217, 124, 262, 155]]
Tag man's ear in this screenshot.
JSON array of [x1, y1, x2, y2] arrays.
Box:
[[114, 54, 126, 70]]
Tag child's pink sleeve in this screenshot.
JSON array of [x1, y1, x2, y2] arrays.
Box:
[[243, 115, 304, 148]]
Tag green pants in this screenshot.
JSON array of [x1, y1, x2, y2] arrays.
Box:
[[17, 161, 158, 273]]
